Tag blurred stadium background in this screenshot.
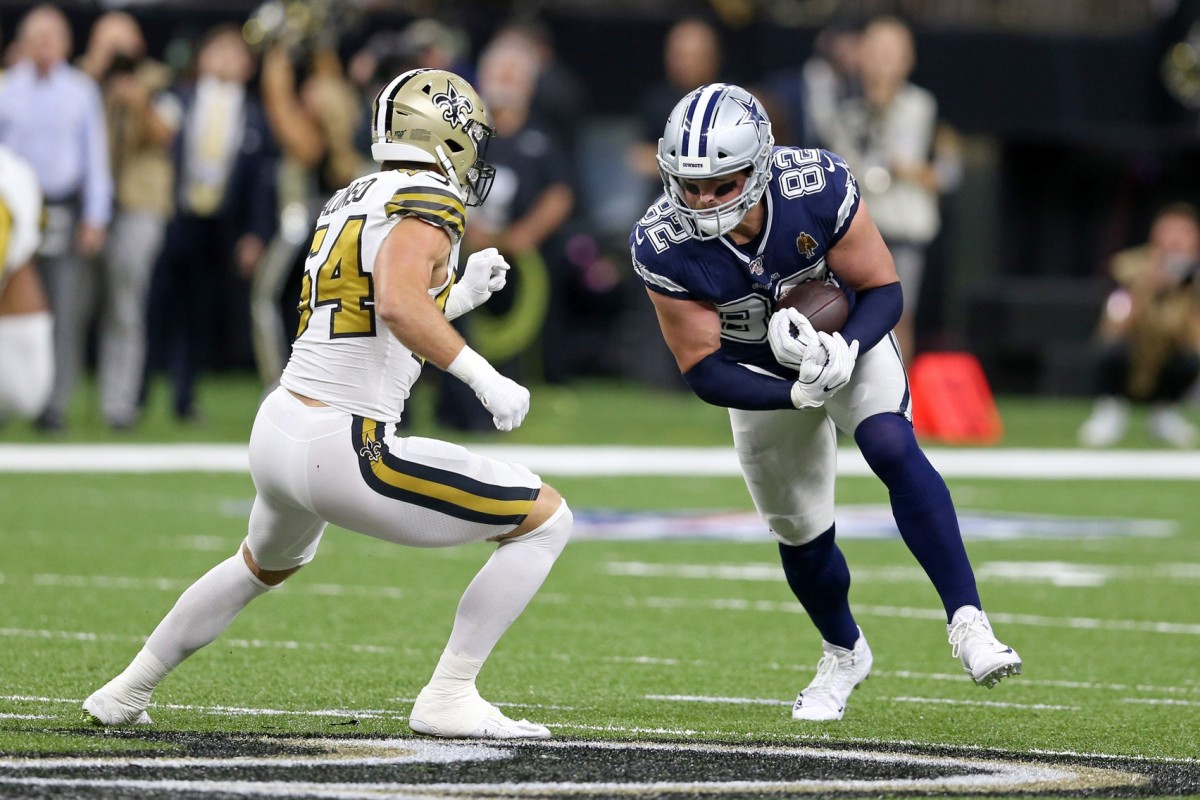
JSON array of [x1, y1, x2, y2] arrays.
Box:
[[5, 0, 1200, 409]]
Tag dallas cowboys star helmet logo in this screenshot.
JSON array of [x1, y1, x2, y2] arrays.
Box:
[[732, 95, 763, 126]]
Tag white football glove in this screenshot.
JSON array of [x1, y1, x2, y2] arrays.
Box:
[[768, 308, 825, 382], [789, 331, 860, 409], [444, 247, 511, 320], [475, 373, 530, 431], [446, 345, 530, 431]]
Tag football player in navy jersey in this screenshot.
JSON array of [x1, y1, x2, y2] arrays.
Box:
[[631, 83, 1020, 721]]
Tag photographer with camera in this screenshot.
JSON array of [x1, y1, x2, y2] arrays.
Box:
[[1079, 202, 1200, 447], [77, 11, 179, 430], [250, 5, 366, 388]]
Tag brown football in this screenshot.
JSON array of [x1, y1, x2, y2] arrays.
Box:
[[776, 280, 850, 333]]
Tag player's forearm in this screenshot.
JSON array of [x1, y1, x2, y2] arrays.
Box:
[[378, 294, 466, 371], [683, 350, 795, 410], [840, 281, 903, 353]]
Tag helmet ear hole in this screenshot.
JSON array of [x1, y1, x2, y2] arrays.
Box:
[[445, 139, 464, 153]]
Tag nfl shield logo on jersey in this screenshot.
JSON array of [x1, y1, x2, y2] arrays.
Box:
[[749, 257, 764, 275]]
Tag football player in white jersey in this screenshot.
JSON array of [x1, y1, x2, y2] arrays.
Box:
[[83, 69, 572, 739], [631, 83, 1020, 722], [0, 144, 53, 421]]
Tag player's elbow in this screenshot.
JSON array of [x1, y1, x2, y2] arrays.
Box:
[[376, 297, 405, 329], [375, 283, 418, 332], [682, 357, 729, 408]]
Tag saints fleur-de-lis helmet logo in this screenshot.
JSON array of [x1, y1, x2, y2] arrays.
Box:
[[431, 83, 473, 130]]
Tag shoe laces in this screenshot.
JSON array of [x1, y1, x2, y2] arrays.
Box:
[[948, 614, 993, 659], [804, 651, 845, 700]]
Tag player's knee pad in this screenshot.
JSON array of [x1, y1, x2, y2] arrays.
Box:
[[768, 510, 834, 547], [0, 311, 52, 418], [505, 499, 572, 559]]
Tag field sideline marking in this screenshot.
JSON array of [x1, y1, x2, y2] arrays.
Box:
[[3, 443, 1200, 479]]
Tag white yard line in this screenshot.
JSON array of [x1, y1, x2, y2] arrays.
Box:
[[621, 660, 1200, 696], [891, 696, 1079, 711], [0, 627, 404, 655], [1122, 697, 1200, 707], [12, 571, 1199, 638], [642, 694, 1080, 712], [3, 443, 1200, 479], [632, 595, 1200, 635], [604, 561, 1200, 585]]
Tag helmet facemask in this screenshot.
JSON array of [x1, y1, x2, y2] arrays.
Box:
[[657, 84, 775, 240]]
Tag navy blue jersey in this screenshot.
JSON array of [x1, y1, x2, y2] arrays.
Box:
[[631, 147, 860, 374]]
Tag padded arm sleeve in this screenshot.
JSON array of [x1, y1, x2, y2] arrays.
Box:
[[683, 350, 796, 410], [840, 281, 903, 353]]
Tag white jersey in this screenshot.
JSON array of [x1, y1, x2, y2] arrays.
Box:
[[0, 145, 44, 291], [281, 168, 466, 422]]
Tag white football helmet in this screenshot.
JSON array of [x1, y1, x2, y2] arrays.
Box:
[[657, 83, 775, 240], [371, 68, 496, 206]]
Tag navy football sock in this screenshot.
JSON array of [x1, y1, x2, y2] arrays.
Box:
[[778, 528, 859, 649], [854, 412, 981, 621]]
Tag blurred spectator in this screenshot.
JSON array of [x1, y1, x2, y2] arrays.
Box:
[[1078, 203, 1200, 448], [818, 16, 958, 363], [0, 144, 53, 423], [346, 18, 474, 168], [627, 17, 723, 202], [78, 11, 179, 429], [0, 4, 112, 432], [467, 34, 574, 387], [620, 17, 724, 391], [802, 22, 863, 147], [492, 17, 589, 182], [757, 21, 862, 149], [143, 25, 276, 422], [252, 40, 365, 388], [349, 17, 472, 92]]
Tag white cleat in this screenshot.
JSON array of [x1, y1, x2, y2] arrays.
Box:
[[948, 606, 1022, 688], [1147, 405, 1197, 449], [82, 684, 152, 726], [791, 630, 872, 722], [409, 686, 550, 739]]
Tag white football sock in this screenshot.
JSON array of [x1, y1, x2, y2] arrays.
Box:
[[98, 647, 172, 710], [143, 548, 275, 670], [443, 500, 571, 665]]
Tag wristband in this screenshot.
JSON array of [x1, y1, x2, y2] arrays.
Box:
[[446, 345, 498, 392], [443, 284, 471, 321]]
